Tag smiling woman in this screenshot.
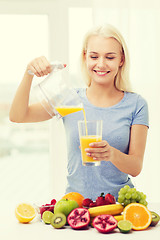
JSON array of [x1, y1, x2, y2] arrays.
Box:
[[9, 23, 149, 200], [85, 36, 124, 88], [81, 25, 130, 91]]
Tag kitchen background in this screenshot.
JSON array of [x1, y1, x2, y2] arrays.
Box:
[[0, 0, 160, 205]]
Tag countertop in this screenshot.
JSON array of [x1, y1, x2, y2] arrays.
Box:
[[0, 202, 160, 240]]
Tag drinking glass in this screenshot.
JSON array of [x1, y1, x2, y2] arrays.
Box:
[[78, 120, 103, 166]]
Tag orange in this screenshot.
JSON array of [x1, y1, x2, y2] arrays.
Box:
[[15, 203, 36, 223], [61, 192, 84, 208], [123, 203, 152, 230]]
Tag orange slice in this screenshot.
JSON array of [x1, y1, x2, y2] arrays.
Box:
[[15, 203, 36, 223], [123, 203, 152, 230]]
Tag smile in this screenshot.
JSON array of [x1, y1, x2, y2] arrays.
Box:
[[93, 70, 110, 76]]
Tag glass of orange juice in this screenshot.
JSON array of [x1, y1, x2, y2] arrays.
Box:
[[78, 120, 103, 166]]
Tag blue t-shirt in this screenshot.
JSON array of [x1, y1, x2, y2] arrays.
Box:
[[62, 89, 149, 200]]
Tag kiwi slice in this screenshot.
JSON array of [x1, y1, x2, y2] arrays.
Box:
[[150, 211, 160, 226], [51, 213, 66, 229]]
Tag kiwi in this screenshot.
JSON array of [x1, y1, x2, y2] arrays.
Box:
[[150, 211, 160, 226], [51, 213, 66, 229]]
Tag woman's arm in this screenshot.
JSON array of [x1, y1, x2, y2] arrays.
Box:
[[9, 56, 53, 123], [85, 124, 148, 177]]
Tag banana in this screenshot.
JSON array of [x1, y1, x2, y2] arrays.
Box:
[[114, 214, 124, 222], [88, 204, 124, 217]]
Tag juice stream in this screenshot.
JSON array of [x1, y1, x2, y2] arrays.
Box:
[[82, 108, 88, 135]]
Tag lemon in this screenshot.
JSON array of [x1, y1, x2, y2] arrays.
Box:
[[15, 203, 36, 223], [118, 220, 132, 233], [42, 211, 54, 224]]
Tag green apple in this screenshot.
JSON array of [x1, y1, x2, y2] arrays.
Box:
[[54, 199, 79, 217]]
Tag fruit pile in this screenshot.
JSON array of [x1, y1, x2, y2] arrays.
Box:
[[15, 187, 160, 234], [40, 193, 123, 233]]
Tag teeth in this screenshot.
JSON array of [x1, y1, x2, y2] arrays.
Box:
[[95, 71, 109, 75], [98, 71, 107, 74]]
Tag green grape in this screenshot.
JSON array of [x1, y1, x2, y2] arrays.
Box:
[[139, 199, 148, 206], [118, 194, 125, 203], [124, 199, 130, 206], [143, 194, 147, 200], [125, 192, 132, 200], [130, 188, 136, 194], [131, 192, 138, 200], [126, 188, 132, 194], [139, 192, 146, 200], [144, 200, 148, 206], [119, 188, 127, 195], [130, 199, 137, 203], [118, 197, 123, 203], [124, 185, 130, 190], [136, 191, 141, 202], [139, 199, 145, 205]]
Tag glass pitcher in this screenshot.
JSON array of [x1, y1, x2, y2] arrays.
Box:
[[32, 61, 83, 119]]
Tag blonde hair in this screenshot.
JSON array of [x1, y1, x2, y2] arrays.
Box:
[[80, 24, 131, 92]]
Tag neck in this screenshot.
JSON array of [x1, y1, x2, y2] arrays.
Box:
[[88, 81, 118, 97], [86, 82, 123, 108]]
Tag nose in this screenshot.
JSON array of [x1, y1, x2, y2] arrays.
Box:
[[96, 57, 106, 69]]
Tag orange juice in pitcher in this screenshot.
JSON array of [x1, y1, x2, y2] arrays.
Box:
[[55, 106, 83, 117]]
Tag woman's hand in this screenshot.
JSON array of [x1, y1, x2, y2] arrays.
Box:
[[27, 56, 52, 77], [85, 140, 113, 162]]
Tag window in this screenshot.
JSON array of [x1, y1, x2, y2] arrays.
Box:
[[0, 15, 50, 202]]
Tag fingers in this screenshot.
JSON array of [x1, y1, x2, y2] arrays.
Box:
[[27, 56, 52, 77], [86, 151, 110, 159], [88, 140, 107, 148], [87, 140, 109, 152], [85, 140, 110, 161]]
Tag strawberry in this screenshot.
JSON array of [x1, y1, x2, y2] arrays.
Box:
[[96, 192, 107, 206], [89, 202, 97, 207], [105, 193, 116, 204], [82, 198, 93, 208], [51, 199, 56, 205]]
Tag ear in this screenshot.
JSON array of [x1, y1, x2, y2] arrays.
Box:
[[119, 54, 125, 67], [83, 50, 87, 61]]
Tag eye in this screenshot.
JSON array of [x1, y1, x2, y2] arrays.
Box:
[[90, 56, 98, 59], [106, 57, 115, 60]]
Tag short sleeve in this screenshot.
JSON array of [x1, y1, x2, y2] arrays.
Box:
[[132, 95, 149, 128]]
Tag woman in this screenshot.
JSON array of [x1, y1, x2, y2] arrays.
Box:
[[9, 24, 149, 200]]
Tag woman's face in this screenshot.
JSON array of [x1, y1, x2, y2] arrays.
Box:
[[85, 35, 124, 87]]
